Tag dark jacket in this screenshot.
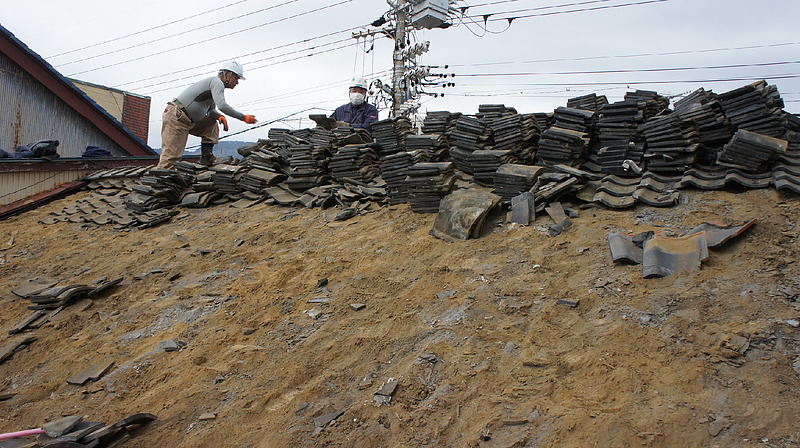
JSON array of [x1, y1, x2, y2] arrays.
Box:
[[331, 102, 379, 133]]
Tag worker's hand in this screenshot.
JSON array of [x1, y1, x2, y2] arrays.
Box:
[[218, 115, 229, 131], [243, 115, 257, 124]]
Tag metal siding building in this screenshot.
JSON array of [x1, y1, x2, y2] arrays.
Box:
[[0, 49, 141, 157], [0, 24, 158, 209]]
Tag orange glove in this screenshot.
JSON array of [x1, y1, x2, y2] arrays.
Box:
[[218, 115, 229, 131], [243, 114, 257, 124]]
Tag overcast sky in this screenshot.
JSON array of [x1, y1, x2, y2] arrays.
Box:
[[3, 0, 800, 149]]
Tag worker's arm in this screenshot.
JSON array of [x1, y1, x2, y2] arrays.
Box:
[[209, 77, 245, 121]]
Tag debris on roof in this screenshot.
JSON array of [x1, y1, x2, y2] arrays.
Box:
[[607, 220, 756, 277]]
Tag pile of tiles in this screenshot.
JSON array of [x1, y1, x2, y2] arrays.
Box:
[[785, 114, 800, 152], [485, 112, 541, 164], [240, 168, 287, 194], [332, 126, 373, 147], [552, 107, 596, 135], [594, 99, 655, 174], [380, 150, 431, 204], [596, 99, 647, 146], [83, 167, 146, 193], [677, 166, 772, 190], [625, 90, 670, 115], [371, 117, 413, 156], [642, 114, 700, 174], [493, 164, 545, 202], [421, 111, 460, 135], [210, 164, 245, 194], [404, 134, 448, 161], [329, 144, 380, 183], [673, 88, 733, 165], [44, 79, 800, 231], [404, 162, 457, 213], [716, 129, 787, 172], [718, 80, 786, 138], [592, 173, 681, 209], [449, 115, 490, 174], [476, 104, 517, 118], [772, 151, 800, 193], [673, 88, 734, 146], [239, 143, 290, 171], [593, 142, 645, 177], [537, 126, 590, 166], [267, 128, 297, 146], [468, 149, 517, 185], [42, 169, 180, 228], [531, 112, 554, 130], [567, 93, 609, 111], [19, 413, 157, 448], [125, 169, 192, 212], [286, 143, 330, 192]]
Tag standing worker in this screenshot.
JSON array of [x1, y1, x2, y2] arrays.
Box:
[[330, 77, 379, 133], [156, 61, 258, 169]]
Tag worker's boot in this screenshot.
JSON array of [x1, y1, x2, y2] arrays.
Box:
[[199, 142, 216, 166]]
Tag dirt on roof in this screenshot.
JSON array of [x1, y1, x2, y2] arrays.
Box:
[[0, 185, 799, 447]]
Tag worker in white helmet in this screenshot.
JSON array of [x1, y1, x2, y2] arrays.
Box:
[[156, 61, 258, 169], [330, 77, 379, 133]]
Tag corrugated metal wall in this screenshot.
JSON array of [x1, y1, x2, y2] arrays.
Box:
[[0, 170, 91, 205], [0, 52, 130, 158]]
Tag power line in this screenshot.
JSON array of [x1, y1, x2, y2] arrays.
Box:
[[462, 0, 670, 22], [455, 60, 800, 77], [56, 0, 304, 67], [65, 0, 356, 77], [113, 26, 361, 90], [141, 40, 365, 96], [133, 36, 357, 93], [46, 0, 253, 59], [446, 41, 800, 68], [461, 0, 616, 16], [446, 73, 800, 87], [456, 0, 542, 8], [456, 0, 526, 8], [185, 107, 319, 148], [236, 69, 393, 108]]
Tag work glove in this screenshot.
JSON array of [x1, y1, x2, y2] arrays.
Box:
[[243, 114, 257, 124], [218, 115, 229, 131]]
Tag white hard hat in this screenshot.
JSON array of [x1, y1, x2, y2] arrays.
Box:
[[350, 77, 368, 90], [220, 61, 245, 80]]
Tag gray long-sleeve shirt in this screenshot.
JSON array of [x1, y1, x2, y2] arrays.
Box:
[[174, 76, 245, 122]]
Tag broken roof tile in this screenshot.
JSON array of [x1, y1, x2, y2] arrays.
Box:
[[642, 232, 710, 278], [682, 219, 756, 249]]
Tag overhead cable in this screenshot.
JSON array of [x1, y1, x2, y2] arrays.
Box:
[[447, 41, 800, 68], [455, 60, 800, 77], [56, 0, 303, 67], [46, 0, 254, 59], [462, 0, 615, 16], [462, 0, 670, 23], [448, 73, 800, 87], [132, 36, 356, 93], [66, 0, 356, 77], [141, 40, 364, 96], [113, 26, 361, 89]]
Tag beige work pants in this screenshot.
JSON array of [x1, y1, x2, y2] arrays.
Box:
[[156, 103, 220, 169]]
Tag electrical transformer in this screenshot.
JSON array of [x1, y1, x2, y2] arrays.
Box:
[[410, 0, 450, 29]]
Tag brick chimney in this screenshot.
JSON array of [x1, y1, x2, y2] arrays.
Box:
[[122, 93, 151, 143]]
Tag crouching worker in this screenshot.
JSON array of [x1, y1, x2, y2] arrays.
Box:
[[156, 61, 258, 169]]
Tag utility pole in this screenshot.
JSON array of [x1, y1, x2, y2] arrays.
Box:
[[391, 0, 408, 117]]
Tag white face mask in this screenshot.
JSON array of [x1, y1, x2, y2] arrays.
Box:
[[349, 92, 365, 106]]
